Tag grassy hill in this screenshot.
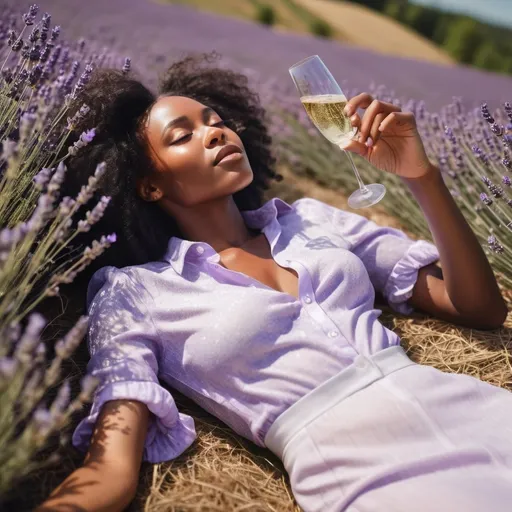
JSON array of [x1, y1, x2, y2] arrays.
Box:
[[166, 0, 454, 65], [166, 0, 342, 37], [295, 0, 454, 65]]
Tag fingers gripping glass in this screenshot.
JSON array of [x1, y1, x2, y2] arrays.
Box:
[[289, 55, 386, 209]]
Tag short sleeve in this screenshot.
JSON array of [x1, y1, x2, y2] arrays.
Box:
[[292, 198, 440, 314], [71, 267, 196, 463]]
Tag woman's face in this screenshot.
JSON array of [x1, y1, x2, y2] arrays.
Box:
[[139, 95, 253, 207]]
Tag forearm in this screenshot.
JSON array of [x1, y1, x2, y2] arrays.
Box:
[[34, 463, 136, 512], [402, 164, 507, 323]]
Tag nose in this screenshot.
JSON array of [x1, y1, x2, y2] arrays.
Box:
[[205, 126, 226, 148]]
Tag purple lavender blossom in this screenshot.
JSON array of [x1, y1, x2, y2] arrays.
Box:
[[14, 312, 46, 362], [472, 145, 489, 165], [77, 196, 111, 233], [482, 176, 504, 198], [504, 102, 512, 123], [50, 379, 71, 418], [40, 12, 51, 42], [481, 103, 495, 124], [66, 103, 90, 130], [480, 193, 493, 206], [0, 357, 18, 381], [32, 167, 53, 191], [76, 162, 106, 205], [67, 128, 96, 156], [503, 176, 511, 187], [32, 407, 54, 435], [488, 235, 505, 254], [22, 4, 38, 26], [58, 196, 76, 216], [54, 316, 89, 359], [70, 63, 94, 99], [122, 57, 131, 75], [79, 374, 100, 402]]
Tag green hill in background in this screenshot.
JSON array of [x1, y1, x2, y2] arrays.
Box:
[[348, 0, 512, 74]]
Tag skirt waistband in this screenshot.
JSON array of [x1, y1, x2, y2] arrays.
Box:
[[264, 345, 416, 459]]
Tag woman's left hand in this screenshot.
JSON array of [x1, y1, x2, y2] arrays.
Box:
[[343, 93, 433, 179]]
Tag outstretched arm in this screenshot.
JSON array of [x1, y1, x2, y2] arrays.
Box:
[[34, 399, 149, 512]]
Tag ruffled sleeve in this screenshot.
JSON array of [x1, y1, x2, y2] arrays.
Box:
[[71, 267, 196, 463], [382, 240, 441, 314], [292, 198, 440, 314]]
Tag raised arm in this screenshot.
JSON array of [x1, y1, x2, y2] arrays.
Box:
[[343, 93, 508, 329], [35, 399, 150, 512]]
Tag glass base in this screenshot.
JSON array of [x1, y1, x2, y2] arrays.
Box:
[[348, 183, 386, 209]]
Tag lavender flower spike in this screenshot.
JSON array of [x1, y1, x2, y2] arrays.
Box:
[[22, 4, 39, 26], [77, 196, 111, 233], [79, 374, 100, 402], [67, 128, 96, 156], [488, 235, 505, 254], [76, 161, 106, 205], [122, 57, 131, 75], [0, 357, 19, 384], [480, 193, 493, 206], [50, 379, 71, 418], [14, 312, 46, 363], [83, 233, 117, 261], [32, 407, 54, 438], [32, 167, 53, 191], [54, 316, 88, 360]]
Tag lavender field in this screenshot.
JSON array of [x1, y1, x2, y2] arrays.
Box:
[[5, 0, 512, 110], [1, 2, 512, 511]]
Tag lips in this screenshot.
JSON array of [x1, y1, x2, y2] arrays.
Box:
[[213, 144, 242, 166]]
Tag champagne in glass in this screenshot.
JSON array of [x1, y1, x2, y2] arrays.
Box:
[[289, 55, 386, 209], [301, 94, 356, 148]]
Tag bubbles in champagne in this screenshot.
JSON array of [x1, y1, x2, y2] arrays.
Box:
[[301, 94, 357, 147]]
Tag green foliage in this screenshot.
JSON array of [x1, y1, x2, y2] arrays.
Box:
[[379, 1, 512, 76], [310, 19, 333, 38], [384, 0, 408, 23], [441, 18, 483, 64], [348, 0, 388, 11], [255, 4, 276, 26], [404, 4, 440, 40], [473, 41, 504, 72]]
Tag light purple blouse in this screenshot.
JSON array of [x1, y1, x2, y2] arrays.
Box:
[[71, 197, 440, 463]]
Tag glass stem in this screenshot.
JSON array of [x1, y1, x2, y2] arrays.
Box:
[[341, 147, 368, 193]]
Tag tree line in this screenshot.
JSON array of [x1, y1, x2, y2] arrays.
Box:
[[348, 0, 512, 75]]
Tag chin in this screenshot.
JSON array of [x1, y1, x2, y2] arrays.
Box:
[[232, 168, 254, 192]]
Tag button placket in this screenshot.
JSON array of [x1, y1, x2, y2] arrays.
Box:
[[287, 259, 344, 341]]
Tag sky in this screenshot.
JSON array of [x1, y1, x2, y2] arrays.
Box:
[[411, 0, 512, 28]]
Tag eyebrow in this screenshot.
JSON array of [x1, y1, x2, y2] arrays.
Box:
[[160, 106, 215, 142]]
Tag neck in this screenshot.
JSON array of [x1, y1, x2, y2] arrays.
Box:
[[164, 196, 258, 252]]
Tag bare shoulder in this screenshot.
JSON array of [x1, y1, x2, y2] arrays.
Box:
[[84, 399, 150, 478]]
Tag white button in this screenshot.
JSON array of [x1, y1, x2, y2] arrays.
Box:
[[328, 330, 339, 338], [304, 295, 312, 304], [196, 246, 205, 255]]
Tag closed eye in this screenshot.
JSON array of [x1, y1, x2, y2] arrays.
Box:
[[171, 133, 192, 144], [170, 121, 225, 145]]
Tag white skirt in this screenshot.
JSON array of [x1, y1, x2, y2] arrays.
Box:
[[264, 345, 512, 512]]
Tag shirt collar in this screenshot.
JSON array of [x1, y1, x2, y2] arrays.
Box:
[[164, 197, 293, 275]]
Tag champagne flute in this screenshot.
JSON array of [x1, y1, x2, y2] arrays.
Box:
[[289, 55, 386, 209]]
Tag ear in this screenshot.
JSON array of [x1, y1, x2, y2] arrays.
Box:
[[136, 175, 163, 202]]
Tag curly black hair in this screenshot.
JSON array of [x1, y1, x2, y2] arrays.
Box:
[[60, 52, 282, 289]]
